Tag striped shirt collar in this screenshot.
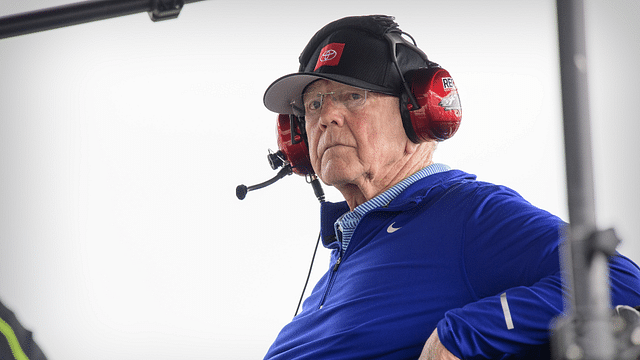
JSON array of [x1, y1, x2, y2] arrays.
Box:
[[335, 163, 451, 253]]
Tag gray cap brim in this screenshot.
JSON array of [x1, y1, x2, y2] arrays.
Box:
[[263, 72, 397, 115]]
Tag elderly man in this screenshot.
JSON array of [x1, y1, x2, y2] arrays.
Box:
[[260, 15, 640, 359]]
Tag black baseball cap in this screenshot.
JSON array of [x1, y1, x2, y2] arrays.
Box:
[[263, 15, 430, 115]]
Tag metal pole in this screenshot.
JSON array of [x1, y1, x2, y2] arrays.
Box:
[[554, 0, 616, 359], [0, 0, 205, 40]]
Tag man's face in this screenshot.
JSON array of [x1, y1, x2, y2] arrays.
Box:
[[303, 79, 410, 190]]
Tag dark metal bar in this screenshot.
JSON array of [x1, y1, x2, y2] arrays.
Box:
[[0, 0, 205, 40], [554, 0, 617, 359], [558, 0, 596, 228]]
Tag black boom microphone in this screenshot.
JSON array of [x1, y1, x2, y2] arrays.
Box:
[[236, 150, 325, 203], [235, 164, 293, 200]]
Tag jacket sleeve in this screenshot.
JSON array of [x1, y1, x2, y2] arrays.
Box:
[[0, 298, 48, 360], [437, 272, 564, 359], [436, 184, 640, 359]]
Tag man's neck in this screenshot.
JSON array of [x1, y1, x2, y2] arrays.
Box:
[[336, 148, 435, 211]]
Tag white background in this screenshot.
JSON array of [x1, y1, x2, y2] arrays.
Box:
[[0, 1, 638, 359]]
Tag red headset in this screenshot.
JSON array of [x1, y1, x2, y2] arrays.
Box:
[[273, 54, 461, 177], [239, 16, 460, 203], [272, 16, 462, 177], [401, 65, 462, 142], [271, 114, 314, 176]]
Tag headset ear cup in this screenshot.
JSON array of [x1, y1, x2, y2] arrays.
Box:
[[275, 114, 315, 176], [402, 67, 462, 142], [400, 92, 420, 143]]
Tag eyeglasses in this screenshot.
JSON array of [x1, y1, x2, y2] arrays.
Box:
[[302, 88, 369, 117]]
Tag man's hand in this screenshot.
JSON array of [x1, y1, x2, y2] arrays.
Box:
[[418, 328, 460, 360]]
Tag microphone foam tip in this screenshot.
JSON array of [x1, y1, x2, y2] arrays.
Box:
[[236, 185, 248, 200]]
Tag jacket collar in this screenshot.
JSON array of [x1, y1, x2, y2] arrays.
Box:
[[319, 169, 475, 248]]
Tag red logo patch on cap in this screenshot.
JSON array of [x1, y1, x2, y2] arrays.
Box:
[[314, 43, 345, 71]]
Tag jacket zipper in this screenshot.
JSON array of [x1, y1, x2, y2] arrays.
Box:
[[332, 256, 342, 271], [318, 221, 347, 309], [318, 255, 342, 309], [314, 196, 422, 310]]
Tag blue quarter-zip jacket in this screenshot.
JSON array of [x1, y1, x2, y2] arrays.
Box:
[[263, 169, 640, 359]]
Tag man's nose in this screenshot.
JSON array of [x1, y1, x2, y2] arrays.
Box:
[[318, 96, 345, 127]]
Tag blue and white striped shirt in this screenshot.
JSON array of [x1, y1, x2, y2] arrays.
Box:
[[335, 163, 451, 253]]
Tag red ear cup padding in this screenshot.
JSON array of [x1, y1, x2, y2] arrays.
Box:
[[404, 67, 462, 142], [275, 114, 314, 176]]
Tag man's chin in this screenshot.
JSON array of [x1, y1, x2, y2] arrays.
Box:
[[319, 170, 359, 190], [316, 155, 362, 186]]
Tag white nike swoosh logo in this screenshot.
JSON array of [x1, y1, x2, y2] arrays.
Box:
[[387, 222, 401, 233]]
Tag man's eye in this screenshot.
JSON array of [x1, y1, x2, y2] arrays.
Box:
[[307, 100, 322, 111], [349, 92, 363, 101]]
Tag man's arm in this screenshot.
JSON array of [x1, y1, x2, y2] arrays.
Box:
[[436, 272, 565, 358], [432, 255, 640, 359], [432, 184, 640, 358]]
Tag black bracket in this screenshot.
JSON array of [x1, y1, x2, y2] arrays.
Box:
[[0, 0, 204, 40], [149, 0, 184, 22], [586, 228, 620, 259]]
